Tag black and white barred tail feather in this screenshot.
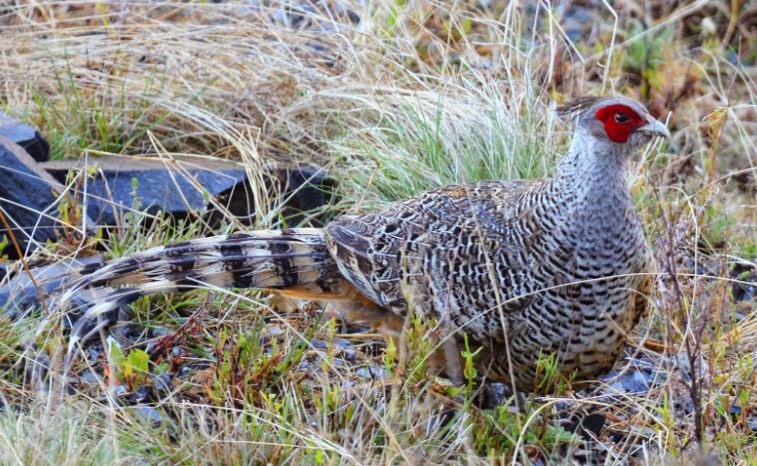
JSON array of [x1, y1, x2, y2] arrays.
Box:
[[62, 228, 345, 348]]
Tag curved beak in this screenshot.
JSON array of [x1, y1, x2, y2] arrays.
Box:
[[635, 117, 671, 139]]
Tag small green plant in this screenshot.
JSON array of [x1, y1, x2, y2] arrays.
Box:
[[107, 338, 150, 389], [532, 351, 575, 394], [402, 315, 441, 384], [460, 333, 483, 392], [623, 25, 672, 99]]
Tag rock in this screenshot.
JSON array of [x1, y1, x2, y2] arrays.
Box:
[[128, 386, 152, 404], [109, 385, 128, 397], [229, 0, 360, 30], [731, 262, 756, 303], [334, 338, 351, 349], [0, 136, 65, 258], [568, 413, 606, 441], [0, 111, 50, 162], [356, 366, 386, 379], [132, 405, 162, 426], [41, 156, 333, 228], [42, 156, 249, 227], [217, 164, 332, 227], [476, 383, 511, 408], [557, 2, 598, 42], [524, 1, 601, 44], [310, 339, 329, 350], [154, 373, 174, 394], [340, 349, 357, 362], [79, 370, 102, 385], [0, 255, 105, 317], [273, 166, 333, 226]]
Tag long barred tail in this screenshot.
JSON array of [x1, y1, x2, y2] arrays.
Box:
[[62, 228, 344, 347]]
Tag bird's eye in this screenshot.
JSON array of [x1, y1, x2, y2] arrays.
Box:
[[615, 112, 629, 124]]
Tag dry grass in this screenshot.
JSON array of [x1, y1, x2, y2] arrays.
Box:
[[0, 1, 754, 464]]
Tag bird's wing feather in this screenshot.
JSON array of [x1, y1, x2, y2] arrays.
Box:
[[325, 180, 542, 314]]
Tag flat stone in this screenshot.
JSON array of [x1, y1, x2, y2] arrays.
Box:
[[218, 165, 332, 227], [0, 111, 50, 162], [0, 255, 105, 317], [568, 412, 606, 441], [0, 136, 65, 258], [42, 156, 249, 226], [274, 166, 332, 226], [41, 156, 332, 227]]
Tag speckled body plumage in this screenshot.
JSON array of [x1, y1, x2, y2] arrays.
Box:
[[58, 96, 669, 390], [326, 136, 654, 386]]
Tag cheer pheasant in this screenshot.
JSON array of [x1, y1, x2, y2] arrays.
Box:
[[58, 96, 670, 390]]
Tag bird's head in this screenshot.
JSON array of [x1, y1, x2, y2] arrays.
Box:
[[559, 96, 671, 156]]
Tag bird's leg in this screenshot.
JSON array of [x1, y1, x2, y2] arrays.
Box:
[[276, 286, 465, 384], [268, 291, 301, 312], [436, 321, 464, 386], [325, 298, 405, 339], [273, 284, 405, 347]]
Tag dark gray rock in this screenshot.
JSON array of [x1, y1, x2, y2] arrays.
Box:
[[0, 136, 64, 258], [42, 156, 249, 227], [274, 166, 333, 226], [0, 111, 50, 162], [0, 255, 104, 316], [41, 156, 333, 228], [128, 386, 152, 404], [218, 165, 333, 227], [230, 0, 361, 30], [731, 262, 756, 303], [154, 373, 174, 394], [567, 412, 606, 441], [109, 385, 127, 397], [132, 404, 162, 426], [356, 366, 386, 379]]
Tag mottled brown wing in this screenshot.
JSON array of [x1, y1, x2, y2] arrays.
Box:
[[325, 202, 427, 312], [324, 180, 541, 315]]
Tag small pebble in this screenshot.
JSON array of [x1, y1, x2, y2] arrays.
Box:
[[128, 386, 151, 403], [154, 373, 174, 393], [356, 367, 385, 379], [133, 405, 162, 425], [340, 349, 357, 362], [310, 339, 328, 350], [334, 339, 351, 349], [109, 385, 127, 397]]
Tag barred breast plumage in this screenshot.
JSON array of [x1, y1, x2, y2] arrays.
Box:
[[52, 96, 669, 391]]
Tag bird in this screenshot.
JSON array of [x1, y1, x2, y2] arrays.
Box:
[[57, 96, 670, 391]]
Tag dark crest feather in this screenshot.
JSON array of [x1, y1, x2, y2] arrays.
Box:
[[556, 96, 602, 118]]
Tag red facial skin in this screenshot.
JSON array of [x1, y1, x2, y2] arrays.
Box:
[[595, 104, 646, 143]]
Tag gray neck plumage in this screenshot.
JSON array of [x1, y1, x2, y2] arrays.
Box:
[[544, 129, 636, 237]]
